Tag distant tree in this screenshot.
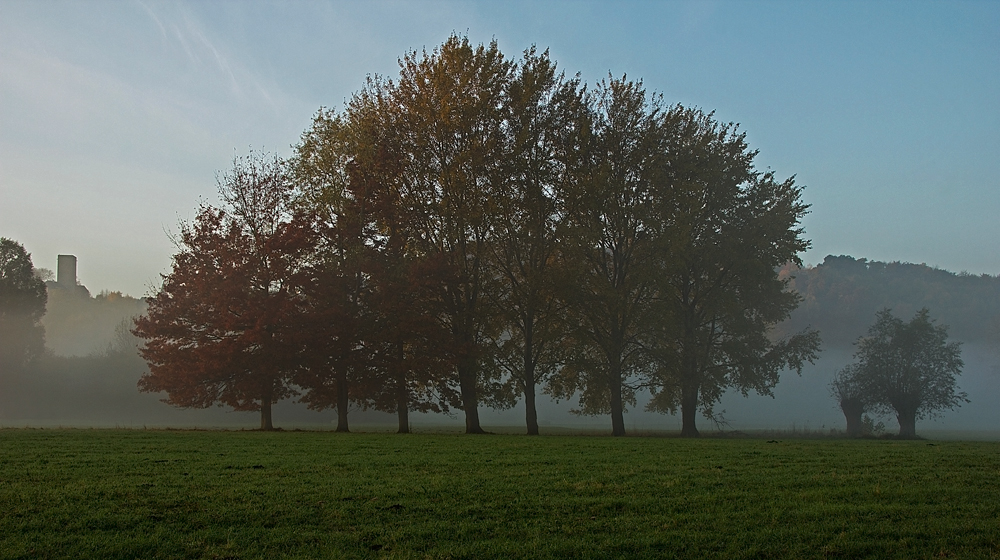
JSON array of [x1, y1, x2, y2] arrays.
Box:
[[102, 317, 143, 358], [33, 268, 54, 282], [134, 152, 312, 430], [643, 107, 820, 437], [852, 308, 967, 438], [40, 283, 147, 357], [829, 364, 868, 437], [0, 238, 47, 373]]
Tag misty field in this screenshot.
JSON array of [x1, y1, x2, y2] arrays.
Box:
[[1, 431, 998, 559]]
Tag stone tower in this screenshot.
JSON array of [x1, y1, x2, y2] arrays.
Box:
[[57, 254, 77, 288]]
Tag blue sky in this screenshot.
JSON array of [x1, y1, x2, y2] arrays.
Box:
[[1, 0, 998, 297]]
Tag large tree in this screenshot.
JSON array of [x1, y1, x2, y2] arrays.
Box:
[[853, 308, 966, 438], [369, 35, 516, 433], [488, 48, 586, 435], [0, 238, 47, 373], [550, 77, 667, 436], [344, 101, 458, 433], [134, 153, 312, 430], [290, 110, 375, 433], [643, 107, 820, 437], [292, 92, 459, 433]]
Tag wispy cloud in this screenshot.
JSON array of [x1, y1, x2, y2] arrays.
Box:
[[135, 0, 168, 40]]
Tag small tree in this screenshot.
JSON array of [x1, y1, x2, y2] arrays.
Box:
[[0, 238, 47, 374], [829, 364, 868, 437], [853, 308, 967, 438]]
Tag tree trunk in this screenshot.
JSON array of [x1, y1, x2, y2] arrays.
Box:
[[840, 398, 864, 437], [524, 377, 539, 436], [396, 342, 409, 434], [458, 358, 484, 434], [335, 369, 349, 433], [896, 409, 917, 439], [679, 328, 701, 438], [609, 354, 626, 437], [260, 397, 274, 431], [524, 333, 539, 435], [259, 378, 275, 430], [680, 383, 700, 438], [396, 391, 410, 434]]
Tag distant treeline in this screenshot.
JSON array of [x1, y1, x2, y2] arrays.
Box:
[[777, 255, 1000, 347], [43, 285, 147, 356]]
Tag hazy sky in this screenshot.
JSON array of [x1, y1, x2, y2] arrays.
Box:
[[2, 1, 998, 297]]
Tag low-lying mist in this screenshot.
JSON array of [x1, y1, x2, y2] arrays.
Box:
[[5, 256, 998, 437], [4, 341, 997, 437]]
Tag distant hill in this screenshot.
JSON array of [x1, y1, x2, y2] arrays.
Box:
[[777, 255, 1000, 348]]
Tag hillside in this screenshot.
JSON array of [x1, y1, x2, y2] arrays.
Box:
[[778, 255, 1000, 348]]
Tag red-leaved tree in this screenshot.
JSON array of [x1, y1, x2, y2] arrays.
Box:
[[134, 152, 313, 430]]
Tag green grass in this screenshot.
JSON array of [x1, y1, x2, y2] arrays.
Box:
[[1, 430, 998, 559]]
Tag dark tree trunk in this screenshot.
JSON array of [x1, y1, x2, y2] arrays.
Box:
[[524, 375, 539, 436], [524, 328, 539, 435], [260, 380, 274, 430], [680, 383, 700, 438], [335, 369, 350, 433], [396, 342, 409, 434], [609, 354, 626, 437], [396, 392, 409, 434], [260, 398, 274, 431], [840, 398, 865, 437], [458, 359, 484, 434], [896, 409, 917, 439], [679, 328, 701, 438]]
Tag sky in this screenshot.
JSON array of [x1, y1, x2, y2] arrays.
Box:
[[1, 0, 998, 298]]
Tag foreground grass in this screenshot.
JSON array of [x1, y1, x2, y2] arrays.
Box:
[[0, 430, 998, 559]]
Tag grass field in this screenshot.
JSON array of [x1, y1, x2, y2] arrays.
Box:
[[1, 430, 998, 559]]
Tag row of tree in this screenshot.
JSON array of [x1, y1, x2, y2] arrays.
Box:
[[134, 36, 820, 436], [831, 309, 967, 438]]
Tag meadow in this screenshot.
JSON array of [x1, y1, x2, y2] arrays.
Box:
[[0, 429, 998, 559]]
